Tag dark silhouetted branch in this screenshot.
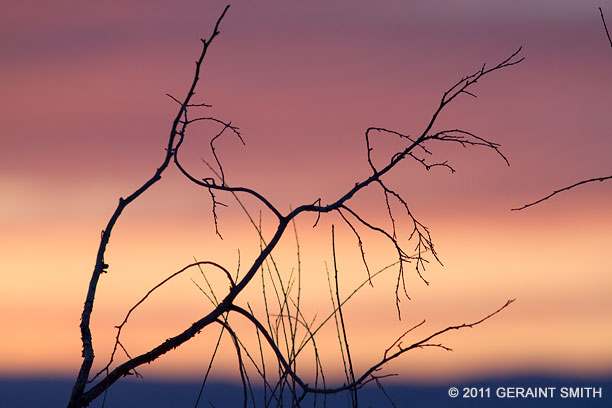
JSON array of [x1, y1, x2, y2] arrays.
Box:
[[67, 6, 231, 407], [305, 299, 515, 395], [513, 10, 610, 213], [512, 175, 612, 211], [91, 261, 234, 383], [231, 299, 514, 395], [68, 5, 522, 405], [600, 7, 612, 48], [285, 48, 521, 309]]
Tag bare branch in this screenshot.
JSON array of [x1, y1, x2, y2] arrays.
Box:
[[210, 121, 245, 184], [428, 129, 509, 166], [374, 377, 399, 408], [229, 304, 310, 391], [215, 319, 249, 408], [231, 296, 514, 397], [78, 211, 290, 405], [513, 9, 611, 212], [420, 48, 523, 143], [600, 7, 612, 48], [331, 226, 358, 404], [173, 145, 283, 220], [308, 299, 515, 395], [67, 6, 231, 407], [290, 48, 523, 224], [166, 93, 212, 108], [90, 261, 234, 383], [282, 51, 520, 315], [512, 175, 612, 211], [383, 319, 426, 359], [336, 209, 373, 285], [68, 7, 522, 403]]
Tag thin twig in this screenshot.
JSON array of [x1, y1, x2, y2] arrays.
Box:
[[384, 319, 426, 359], [332, 226, 358, 407], [600, 7, 612, 48], [193, 323, 226, 408], [512, 175, 612, 211], [215, 320, 249, 408]]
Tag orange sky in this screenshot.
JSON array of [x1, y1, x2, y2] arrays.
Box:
[[1, 0, 611, 386]]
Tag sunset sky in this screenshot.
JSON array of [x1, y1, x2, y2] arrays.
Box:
[[1, 0, 611, 394]]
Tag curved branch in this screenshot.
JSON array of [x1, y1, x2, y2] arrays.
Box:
[[313, 299, 516, 395], [173, 136, 283, 220], [420, 48, 523, 141], [232, 300, 514, 396], [512, 174, 612, 211], [71, 39, 522, 406], [91, 261, 234, 382], [215, 319, 249, 408], [67, 6, 231, 408], [210, 122, 245, 184], [336, 208, 373, 284], [428, 128, 509, 166], [229, 304, 310, 390], [78, 217, 290, 405], [513, 8, 611, 212], [290, 48, 523, 221]]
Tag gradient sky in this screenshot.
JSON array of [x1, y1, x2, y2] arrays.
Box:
[[1, 0, 611, 389]]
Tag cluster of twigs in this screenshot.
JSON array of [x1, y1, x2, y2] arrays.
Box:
[[68, 5, 521, 407]]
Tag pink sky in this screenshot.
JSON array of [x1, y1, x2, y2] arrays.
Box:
[[1, 0, 611, 386]]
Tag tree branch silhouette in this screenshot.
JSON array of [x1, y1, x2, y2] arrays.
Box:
[[600, 7, 612, 48], [66, 6, 231, 407], [512, 7, 610, 211], [228, 299, 514, 396], [512, 175, 612, 211], [67, 5, 522, 407]]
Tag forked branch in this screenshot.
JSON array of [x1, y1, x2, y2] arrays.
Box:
[[230, 299, 515, 395], [67, 6, 231, 407], [68, 5, 522, 406]]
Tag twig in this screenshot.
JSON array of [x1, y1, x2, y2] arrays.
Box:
[[600, 7, 612, 48], [512, 175, 612, 211], [337, 209, 373, 285], [193, 324, 226, 408], [214, 320, 249, 408], [384, 319, 426, 359], [331, 226, 359, 406]]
